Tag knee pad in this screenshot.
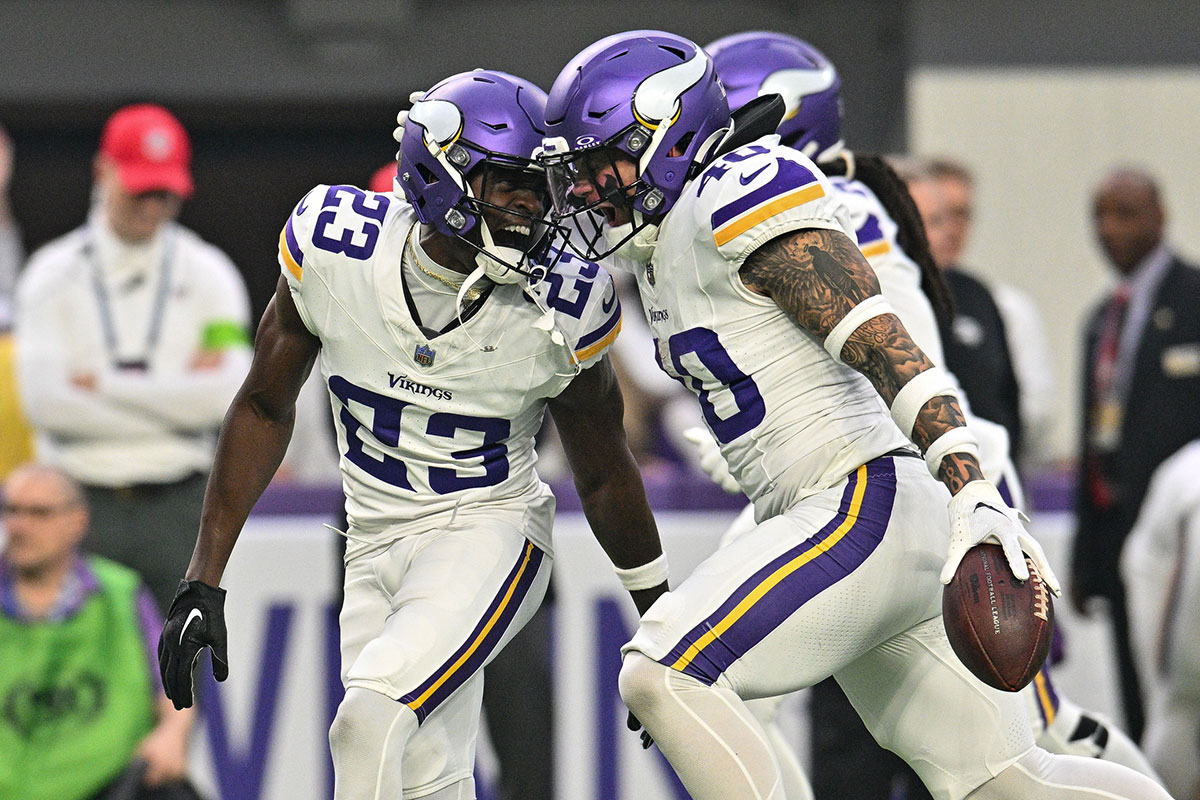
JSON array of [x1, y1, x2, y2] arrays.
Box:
[[329, 686, 417, 758], [618, 651, 663, 715], [329, 688, 419, 800]]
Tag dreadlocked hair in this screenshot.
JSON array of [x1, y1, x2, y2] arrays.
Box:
[[820, 151, 955, 328]]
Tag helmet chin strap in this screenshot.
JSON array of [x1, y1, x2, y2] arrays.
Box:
[[604, 210, 660, 264], [474, 216, 526, 285]]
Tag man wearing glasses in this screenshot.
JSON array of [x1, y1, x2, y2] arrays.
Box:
[[0, 462, 196, 800]]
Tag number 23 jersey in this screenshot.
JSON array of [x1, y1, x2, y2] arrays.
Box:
[[637, 137, 910, 520], [278, 184, 622, 547]]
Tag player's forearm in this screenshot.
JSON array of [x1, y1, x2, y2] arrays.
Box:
[[577, 466, 664, 570], [576, 467, 668, 614], [740, 230, 985, 496], [186, 393, 295, 585]]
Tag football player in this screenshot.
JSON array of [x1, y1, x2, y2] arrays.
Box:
[[702, 29, 1161, 797], [156, 70, 668, 800], [539, 30, 1170, 800], [1122, 439, 1200, 799]]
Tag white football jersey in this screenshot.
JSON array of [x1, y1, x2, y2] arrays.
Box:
[[278, 184, 622, 548], [635, 136, 910, 519]]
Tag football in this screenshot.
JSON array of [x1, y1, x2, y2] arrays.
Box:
[[942, 543, 1055, 691]]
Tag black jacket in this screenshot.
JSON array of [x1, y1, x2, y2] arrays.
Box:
[[937, 268, 1024, 464], [1073, 256, 1200, 600]]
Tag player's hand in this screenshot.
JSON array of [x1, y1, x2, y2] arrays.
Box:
[[158, 580, 229, 709], [627, 711, 654, 749], [683, 427, 740, 494], [940, 480, 1061, 595], [393, 90, 429, 140]]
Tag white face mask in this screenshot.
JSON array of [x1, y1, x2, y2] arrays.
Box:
[[604, 220, 660, 265]]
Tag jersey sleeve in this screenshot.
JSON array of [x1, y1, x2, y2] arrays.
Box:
[[540, 252, 623, 370], [278, 185, 328, 335], [699, 142, 854, 267]]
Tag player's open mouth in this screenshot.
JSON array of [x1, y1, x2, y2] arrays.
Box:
[[491, 223, 534, 250]]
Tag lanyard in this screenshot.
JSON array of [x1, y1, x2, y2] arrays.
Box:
[[85, 227, 176, 369]]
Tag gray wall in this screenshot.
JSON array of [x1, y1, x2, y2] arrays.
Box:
[[0, 1, 908, 146], [1, 0, 1195, 316]]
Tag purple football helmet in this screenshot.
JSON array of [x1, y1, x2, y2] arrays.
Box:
[[540, 30, 730, 260], [706, 31, 842, 161], [398, 69, 554, 282]]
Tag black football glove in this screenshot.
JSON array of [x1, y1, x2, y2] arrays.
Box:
[[627, 711, 654, 750], [158, 579, 228, 709]]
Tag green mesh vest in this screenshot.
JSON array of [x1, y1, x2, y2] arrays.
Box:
[[0, 556, 157, 800]]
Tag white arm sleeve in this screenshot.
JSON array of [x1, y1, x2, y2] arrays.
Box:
[[822, 295, 894, 363]]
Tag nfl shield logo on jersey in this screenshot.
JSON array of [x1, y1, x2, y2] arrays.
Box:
[[414, 344, 436, 367], [646, 262, 656, 286]]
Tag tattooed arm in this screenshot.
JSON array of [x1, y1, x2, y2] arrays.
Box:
[[739, 227, 983, 494]]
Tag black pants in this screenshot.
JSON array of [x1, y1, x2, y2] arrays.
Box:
[[83, 473, 208, 612], [1108, 584, 1145, 742], [483, 599, 555, 800]]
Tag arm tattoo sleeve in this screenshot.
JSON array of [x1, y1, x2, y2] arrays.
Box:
[[742, 228, 984, 494], [939, 453, 985, 494], [740, 228, 877, 334]]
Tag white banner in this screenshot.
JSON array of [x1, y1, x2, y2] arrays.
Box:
[[187, 508, 1111, 800]]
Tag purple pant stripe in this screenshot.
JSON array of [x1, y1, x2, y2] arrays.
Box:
[[665, 458, 898, 684], [399, 542, 545, 723]]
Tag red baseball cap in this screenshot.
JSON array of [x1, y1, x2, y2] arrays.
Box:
[[99, 104, 193, 198], [369, 163, 397, 194]]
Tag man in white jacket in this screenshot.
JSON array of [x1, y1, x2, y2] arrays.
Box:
[[13, 103, 251, 609]]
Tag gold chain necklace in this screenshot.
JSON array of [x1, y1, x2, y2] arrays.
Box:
[[405, 229, 482, 304]]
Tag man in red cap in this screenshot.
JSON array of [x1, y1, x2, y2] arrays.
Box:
[[12, 103, 253, 613]]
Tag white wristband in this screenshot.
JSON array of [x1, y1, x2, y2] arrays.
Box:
[[823, 295, 894, 364], [924, 426, 981, 478], [614, 554, 669, 592], [890, 367, 959, 438]]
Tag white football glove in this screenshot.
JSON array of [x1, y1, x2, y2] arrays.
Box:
[[393, 92, 427, 141], [683, 427, 740, 494], [940, 479, 1061, 596]]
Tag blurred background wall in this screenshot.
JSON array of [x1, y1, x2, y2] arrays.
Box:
[[1, 0, 1197, 458]]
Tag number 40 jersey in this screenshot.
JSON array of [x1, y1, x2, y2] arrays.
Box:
[[637, 137, 911, 521], [278, 184, 622, 550]]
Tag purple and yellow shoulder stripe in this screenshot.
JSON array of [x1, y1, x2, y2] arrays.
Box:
[[855, 213, 892, 259], [279, 216, 305, 281], [712, 158, 826, 248], [574, 295, 622, 363]]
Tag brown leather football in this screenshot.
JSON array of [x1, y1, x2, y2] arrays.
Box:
[[942, 543, 1054, 691]]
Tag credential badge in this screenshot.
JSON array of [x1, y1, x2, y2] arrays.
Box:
[[414, 344, 436, 367]]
